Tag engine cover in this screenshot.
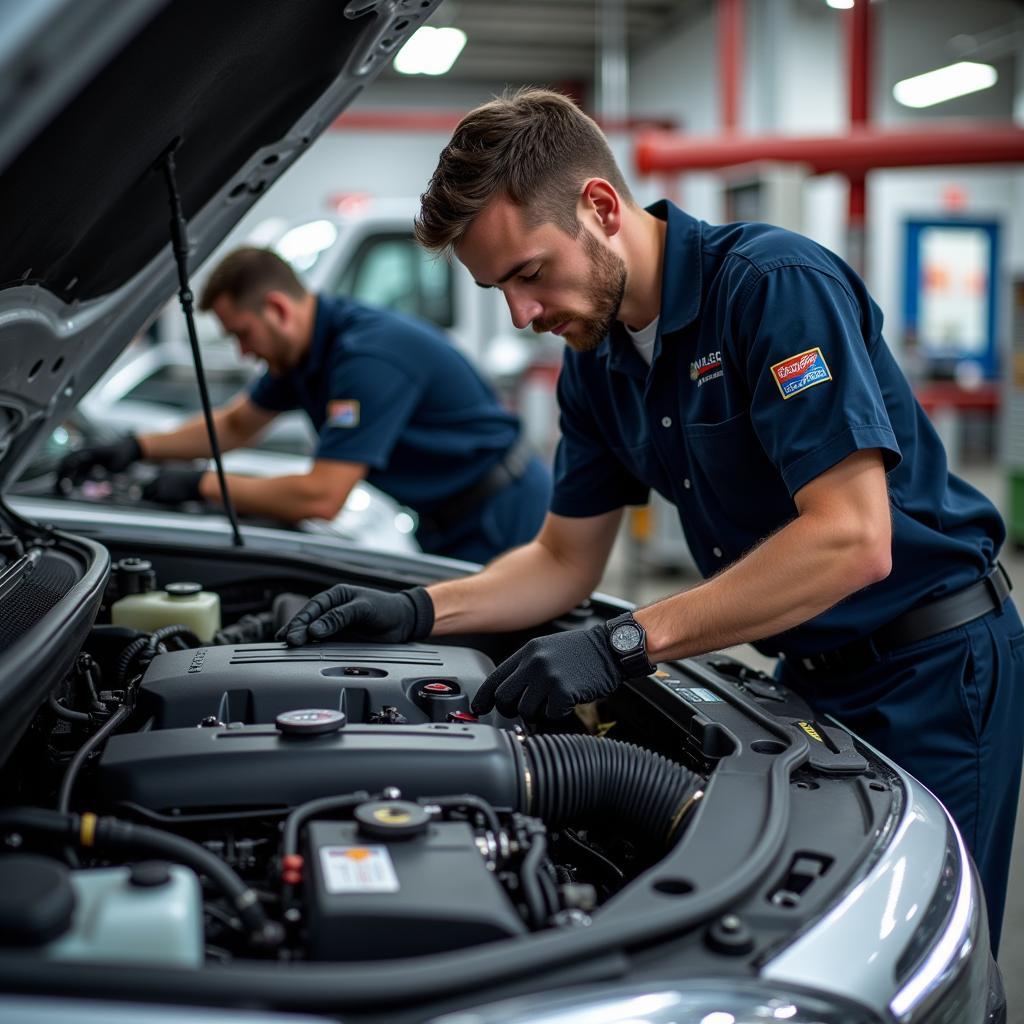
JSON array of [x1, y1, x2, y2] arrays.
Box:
[[136, 641, 496, 728], [97, 723, 524, 813]]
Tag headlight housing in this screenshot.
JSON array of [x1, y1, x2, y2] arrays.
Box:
[[428, 981, 881, 1024]]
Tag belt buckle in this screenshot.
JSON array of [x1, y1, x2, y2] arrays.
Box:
[[800, 652, 831, 673], [985, 563, 1010, 610]]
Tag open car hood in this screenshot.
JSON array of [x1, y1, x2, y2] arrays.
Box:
[[0, 0, 439, 492]]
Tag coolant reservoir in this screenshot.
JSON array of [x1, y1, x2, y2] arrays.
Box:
[[111, 581, 221, 642], [46, 862, 203, 967]]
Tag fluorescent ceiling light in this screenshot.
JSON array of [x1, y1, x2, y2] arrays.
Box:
[[826, 0, 854, 10], [893, 61, 998, 108], [393, 26, 467, 76]]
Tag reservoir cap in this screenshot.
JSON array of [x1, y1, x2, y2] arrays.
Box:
[[354, 800, 430, 839], [276, 708, 347, 737], [0, 855, 75, 946]]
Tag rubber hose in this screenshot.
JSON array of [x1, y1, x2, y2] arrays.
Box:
[[283, 791, 371, 858], [0, 808, 275, 945], [518, 831, 549, 928], [47, 694, 92, 723], [56, 704, 132, 814], [524, 734, 701, 848], [93, 816, 274, 942], [144, 625, 200, 660], [419, 794, 501, 839], [117, 626, 201, 686], [116, 636, 151, 686]]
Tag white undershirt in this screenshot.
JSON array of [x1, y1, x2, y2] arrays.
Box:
[[626, 316, 660, 366]]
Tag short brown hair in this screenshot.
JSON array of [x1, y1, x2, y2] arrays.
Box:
[[415, 87, 634, 257], [199, 247, 307, 311]]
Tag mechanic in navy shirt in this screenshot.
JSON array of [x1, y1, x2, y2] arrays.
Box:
[[283, 91, 1023, 952], [60, 247, 550, 562]]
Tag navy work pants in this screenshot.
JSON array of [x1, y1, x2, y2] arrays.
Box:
[[777, 599, 1024, 957]]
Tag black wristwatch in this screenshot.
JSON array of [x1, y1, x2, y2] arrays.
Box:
[[605, 611, 656, 678]]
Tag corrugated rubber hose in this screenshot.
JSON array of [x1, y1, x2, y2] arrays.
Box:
[[524, 734, 701, 848]]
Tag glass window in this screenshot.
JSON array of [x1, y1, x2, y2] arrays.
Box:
[[332, 233, 454, 328]]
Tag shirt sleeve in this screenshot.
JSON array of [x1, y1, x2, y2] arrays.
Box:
[[315, 353, 423, 469], [550, 355, 650, 517], [736, 265, 902, 497], [248, 370, 298, 413]]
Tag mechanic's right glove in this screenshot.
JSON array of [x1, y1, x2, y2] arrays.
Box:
[[57, 434, 142, 487], [471, 625, 623, 720], [278, 584, 434, 647]]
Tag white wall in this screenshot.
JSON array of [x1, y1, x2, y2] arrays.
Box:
[[214, 0, 1024, 365], [627, 0, 1024, 363]]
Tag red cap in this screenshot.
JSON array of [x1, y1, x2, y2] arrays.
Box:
[[423, 682, 453, 693]]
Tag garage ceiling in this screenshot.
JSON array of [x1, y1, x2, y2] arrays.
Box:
[[378, 0, 706, 85]]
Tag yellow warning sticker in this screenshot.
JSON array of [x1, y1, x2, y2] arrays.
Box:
[[797, 721, 823, 743]]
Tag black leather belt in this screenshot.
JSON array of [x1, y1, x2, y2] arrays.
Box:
[[796, 562, 1012, 674], [416, 439, 533, 536]]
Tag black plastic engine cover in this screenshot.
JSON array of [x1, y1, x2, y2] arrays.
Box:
[[137, 642, 495, 728], [306, 819, 526, 959], [97, 723, 525, 813]]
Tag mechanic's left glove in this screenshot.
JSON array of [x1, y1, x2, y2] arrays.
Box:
[[472, 625, 624, 720], [277, 584, 435, 647], [141, 468, 205, 505]]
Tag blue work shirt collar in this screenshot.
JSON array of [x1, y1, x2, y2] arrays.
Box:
[[597, 200, 703, 377]]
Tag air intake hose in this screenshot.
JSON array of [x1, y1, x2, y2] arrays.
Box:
[[522, 734, 701, 847]]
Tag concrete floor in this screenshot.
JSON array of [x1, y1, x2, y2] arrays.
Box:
[[598, 462, 1024, 1021]]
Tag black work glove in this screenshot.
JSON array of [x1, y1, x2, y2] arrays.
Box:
[[141, 467, 204, 505], [57, 434, 142, 487], [278, 584, 434, 647], [472, 625, 624, 720]]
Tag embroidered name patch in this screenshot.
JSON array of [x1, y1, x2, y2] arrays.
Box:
[[327, 399, 360, 427], [689, 350, 723, 387], [770, 347, 832, 399]]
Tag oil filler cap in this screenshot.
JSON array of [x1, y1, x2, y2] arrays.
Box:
[[354, 800, 430, 840], [422, 681, 458, 694], [276, 708, 346, 737]]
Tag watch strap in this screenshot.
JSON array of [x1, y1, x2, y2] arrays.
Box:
[[606, 611, 655, 677]]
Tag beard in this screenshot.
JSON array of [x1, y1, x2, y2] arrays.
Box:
[[261, 323, 299, 377], [532, 230, 627, 353]]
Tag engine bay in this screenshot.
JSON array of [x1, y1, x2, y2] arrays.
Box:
[[0, 530, 898, 1016]]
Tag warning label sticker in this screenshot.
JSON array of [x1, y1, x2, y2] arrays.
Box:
[[320, 845, 399, 894], [674, 686, 723, 703]]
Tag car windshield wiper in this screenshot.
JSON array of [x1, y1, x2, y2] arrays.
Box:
[[156, 140, 243, 548]]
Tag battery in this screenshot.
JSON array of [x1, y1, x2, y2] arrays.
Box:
[[305, 819, 526, 960]]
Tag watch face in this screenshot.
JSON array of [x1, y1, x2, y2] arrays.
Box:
[[610, 622, 642, 653]]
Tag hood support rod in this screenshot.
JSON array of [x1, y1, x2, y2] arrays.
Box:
[[156, 141, 243, 548]]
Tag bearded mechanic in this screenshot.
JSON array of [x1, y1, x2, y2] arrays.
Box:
[[281, 89, 1024, 951]]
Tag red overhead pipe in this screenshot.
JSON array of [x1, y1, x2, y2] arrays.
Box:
[[847, 1, 871, 127], [330, 110, 678, 133], [846, 0, 872, 273], [635, 125, 1024, 176], [717, 0, 743, 133]]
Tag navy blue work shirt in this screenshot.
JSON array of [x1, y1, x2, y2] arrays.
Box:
[[249, 295, 519, 511], [551, 201, 1004, 656]]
